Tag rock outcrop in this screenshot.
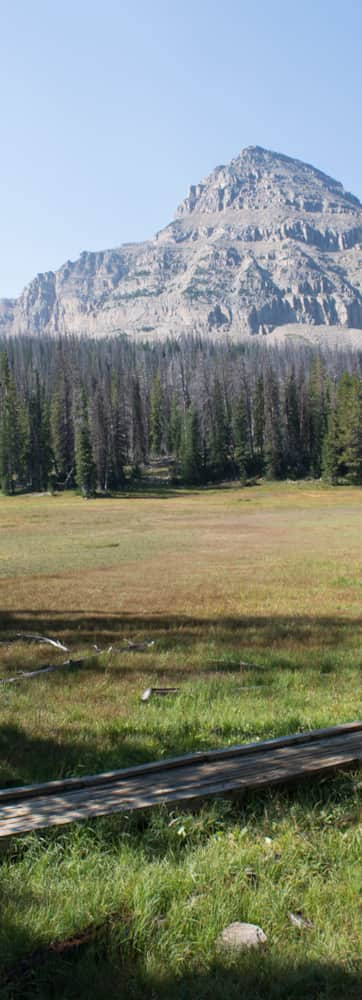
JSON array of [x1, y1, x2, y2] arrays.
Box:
[[1, 146, 362, 340]]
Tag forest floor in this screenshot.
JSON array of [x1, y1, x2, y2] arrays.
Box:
[[0, 482, 361, 999]]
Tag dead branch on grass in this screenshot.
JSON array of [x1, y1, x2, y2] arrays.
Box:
[[0, 647, 113, 686], [15, 633, 69, 652], [141, 686, 180, 702], [0, 634, 69, 651]]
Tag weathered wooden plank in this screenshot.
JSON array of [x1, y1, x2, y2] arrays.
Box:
[[0, 725, 361, 838], [1, 721, 360, 805], [1, 732, 361, 816]]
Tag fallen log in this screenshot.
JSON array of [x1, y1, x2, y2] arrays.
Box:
[[0, 634, 69, 651], [15, 633, 69, 652], [0, 647, 112, 686]]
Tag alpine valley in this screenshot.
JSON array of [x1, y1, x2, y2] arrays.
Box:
[[1, 145, 362, 343]]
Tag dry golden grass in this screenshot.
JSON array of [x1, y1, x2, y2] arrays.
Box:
[[1, 481, 362, 621], [0, 483, 361, 998]]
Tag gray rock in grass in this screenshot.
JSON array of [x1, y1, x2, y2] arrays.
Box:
[[217, 921, 267, 950]]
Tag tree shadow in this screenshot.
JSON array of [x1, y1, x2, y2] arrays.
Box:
[[1, 610, 362, 653], [0, 722, 164, 788], [0, 715, 359, 815], [129, 956, 362, 1000], [1, 936, 361, 999], [0, 715, 328, 788]]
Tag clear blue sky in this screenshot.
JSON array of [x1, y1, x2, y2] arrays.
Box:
[[1, 0, 361, 298]]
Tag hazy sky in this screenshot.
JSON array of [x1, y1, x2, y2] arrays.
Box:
[[1, 0, 361, 297]]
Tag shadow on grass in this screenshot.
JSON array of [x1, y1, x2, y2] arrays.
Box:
[[1, 934, 361, 1000], [0, 722, 164, 788], [121, 955, 361, 1000], [113, 481, 237, 499], [1, 610, 362, 653], [0, 716, 320, 787], [99, 483, 223, 499], [0, 707, 359, 796]]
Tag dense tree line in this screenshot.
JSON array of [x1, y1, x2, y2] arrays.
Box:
[[0, 335, 361, 495]]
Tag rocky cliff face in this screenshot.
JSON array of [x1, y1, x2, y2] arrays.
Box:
[[1, 146, 362, 340]]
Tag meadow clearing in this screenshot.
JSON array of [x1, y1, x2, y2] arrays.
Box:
[[0, 482, 361, 998]]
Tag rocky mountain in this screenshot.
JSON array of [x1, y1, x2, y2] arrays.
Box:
[[1, 146, 362, 341]]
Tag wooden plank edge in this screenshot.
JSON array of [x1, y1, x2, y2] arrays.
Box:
[[1, 750, 361, 839], [0, 720, 361, 805], [3, 731, 361, 822]]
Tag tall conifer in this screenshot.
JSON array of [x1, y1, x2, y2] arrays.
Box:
[[75, 387, 96, 497], [180, 406, 203, 484], [150, 374, 164, 456], [0, 352, 24, 493], [232, 393, 250, 483], [51, 355, 75, 485], [264, 370, 284, 479], [253, 376, 265, 473], [209, 379, 229, 480]]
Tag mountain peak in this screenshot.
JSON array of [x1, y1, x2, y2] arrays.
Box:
[[1, 147, 362, 341], [175, 146, 360, 220]]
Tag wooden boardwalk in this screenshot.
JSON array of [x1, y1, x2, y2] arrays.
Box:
[[0, 722, 361, 838]]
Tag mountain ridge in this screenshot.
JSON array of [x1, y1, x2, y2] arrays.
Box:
[[1, 145, 362, 341]]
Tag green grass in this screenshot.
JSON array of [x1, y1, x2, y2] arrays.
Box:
[[0, 482, 361, 998]]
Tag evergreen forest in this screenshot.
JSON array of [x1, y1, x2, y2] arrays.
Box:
[[0, 334, 361, 496]]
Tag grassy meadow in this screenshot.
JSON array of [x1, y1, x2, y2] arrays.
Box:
[[0, 482, 361, 998]]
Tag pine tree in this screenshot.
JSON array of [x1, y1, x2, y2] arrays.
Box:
[[168, 396, 182, 458], [51, 357, 75, 485], [284, 369, 303, 477], [322, 372, 361, 484], [334, 372, 352, 479], [253, 376, 265, 474], [131, 376, 146, 471], [27, 372, 53, 490], [322, 408, 339, 483], [208, 379, 229, 481], [308, 356, 327, 477], [232, 393, 251, 484], [0, 352, 24, 494], [264, 370, 284, 479], [107, 373, 127, 490], [75, 387, 96, 498], [150, 373, 164, 456], [41, 397, 53, 490], [322, 378, 340, 484], [180, 405, 203, 484], [91, 379, 109, 490], [339, 374, 362, 483], [299, 378, 311, 476]]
